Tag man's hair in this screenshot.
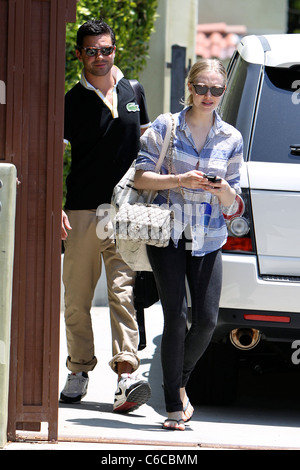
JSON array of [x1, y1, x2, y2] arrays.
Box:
[[76, 19, 116, 49]]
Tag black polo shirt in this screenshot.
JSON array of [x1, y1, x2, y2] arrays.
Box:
[[64, 76, 149, 209]]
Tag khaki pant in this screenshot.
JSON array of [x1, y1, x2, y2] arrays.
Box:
[[63, 210, 139, 374]]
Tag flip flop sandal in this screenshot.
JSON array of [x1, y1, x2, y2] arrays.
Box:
[[162, 419, 185, 431], [183, 399, 194, 422]]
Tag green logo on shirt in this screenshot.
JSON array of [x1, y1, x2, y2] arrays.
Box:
[[126, 102, 140, 112]]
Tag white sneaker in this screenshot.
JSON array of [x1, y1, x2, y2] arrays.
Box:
[[113, 373, 151, 413], [60, 372, 89, 403]]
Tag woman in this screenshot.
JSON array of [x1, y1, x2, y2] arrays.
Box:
[[134, 59, 243, 430]]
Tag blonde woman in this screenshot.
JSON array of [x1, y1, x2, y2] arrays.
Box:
[[135, 59, 243, 430]]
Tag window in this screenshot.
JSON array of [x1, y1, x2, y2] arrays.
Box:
[[219, 55, 261, 159], [250, 66, 300, 163]]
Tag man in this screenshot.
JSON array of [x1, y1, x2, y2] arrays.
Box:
[[60, 19, 151, 412]]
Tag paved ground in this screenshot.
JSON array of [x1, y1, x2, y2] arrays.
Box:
[[3, 304, 300, 451]]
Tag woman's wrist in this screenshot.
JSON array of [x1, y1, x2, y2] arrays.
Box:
[[219, 185, 236, 206]]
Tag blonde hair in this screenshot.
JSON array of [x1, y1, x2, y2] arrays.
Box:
[[184, 59, 227, 106]]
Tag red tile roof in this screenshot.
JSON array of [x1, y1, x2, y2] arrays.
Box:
[[196, 23, 247, 59]]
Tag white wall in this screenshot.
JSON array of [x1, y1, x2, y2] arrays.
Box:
[[197, 0, 288, 35], [139, 0, 198, 121]]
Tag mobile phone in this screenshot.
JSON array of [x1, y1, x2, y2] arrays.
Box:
[[204, 174, 221, 183]]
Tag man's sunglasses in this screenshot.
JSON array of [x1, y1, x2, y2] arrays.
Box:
[[79, 46, 115, 57], [192, 84, 226, 97]]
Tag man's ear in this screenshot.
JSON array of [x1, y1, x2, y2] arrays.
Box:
[[75, 48, 83, 62]]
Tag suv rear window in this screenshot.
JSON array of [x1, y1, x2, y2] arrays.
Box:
[[250, 65, 300, 164], [219, 54, 261, 159]]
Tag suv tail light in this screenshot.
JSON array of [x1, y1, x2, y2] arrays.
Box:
[[222, 189, 255, 254]]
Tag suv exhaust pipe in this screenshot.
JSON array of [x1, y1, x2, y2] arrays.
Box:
[[230, 328, 261, 350]]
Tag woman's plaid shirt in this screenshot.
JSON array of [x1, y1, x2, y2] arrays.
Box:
[[135, 108, 243, 256]]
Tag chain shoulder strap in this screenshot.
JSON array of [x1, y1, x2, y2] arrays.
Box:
[[167, 114, 185, 201]]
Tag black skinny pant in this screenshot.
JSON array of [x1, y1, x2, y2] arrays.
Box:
[[147, 237, 222, 413]]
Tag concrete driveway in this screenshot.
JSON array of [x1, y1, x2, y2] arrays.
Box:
[[4, 303, 300, 450]]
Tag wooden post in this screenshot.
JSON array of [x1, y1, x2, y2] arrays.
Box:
[[0, 0, 77, 442]]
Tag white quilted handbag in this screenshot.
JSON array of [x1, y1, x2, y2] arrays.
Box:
[[114, 202, 172, 247]]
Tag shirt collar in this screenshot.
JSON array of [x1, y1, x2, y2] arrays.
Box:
[[213, 111, 231, 135], [179, 107, 230, 137]]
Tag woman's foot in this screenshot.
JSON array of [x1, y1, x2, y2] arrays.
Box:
[[162, 419, 185, 431], [180, 388, 194, 422], [182, 398, 194, 422], [162, 411, 185, 431]]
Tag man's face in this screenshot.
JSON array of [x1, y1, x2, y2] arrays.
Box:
[[76, 34, 116, 77]]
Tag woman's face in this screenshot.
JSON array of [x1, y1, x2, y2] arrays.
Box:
[[188, 70, 226, 114]]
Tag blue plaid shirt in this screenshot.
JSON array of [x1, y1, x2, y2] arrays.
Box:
[[135, 108, 243, 256]]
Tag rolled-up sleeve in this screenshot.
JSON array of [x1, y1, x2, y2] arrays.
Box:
[[221, 133, 244, 215], [225, 133, 244, 195]]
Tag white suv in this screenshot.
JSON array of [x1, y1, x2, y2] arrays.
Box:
[[187, 34, 300, 405]]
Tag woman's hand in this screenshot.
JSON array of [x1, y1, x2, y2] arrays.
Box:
[[178, 170, 209, 189], [203, 177, 236, 207], [182, 171, 236, 207]]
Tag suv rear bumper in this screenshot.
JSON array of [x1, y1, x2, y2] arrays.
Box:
[[215, 308, 300, 342], [220, 253, 300, 313], [217, 253, 300, 342]]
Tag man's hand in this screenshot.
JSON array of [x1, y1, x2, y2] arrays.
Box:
[[61, 210, 72, 240]]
